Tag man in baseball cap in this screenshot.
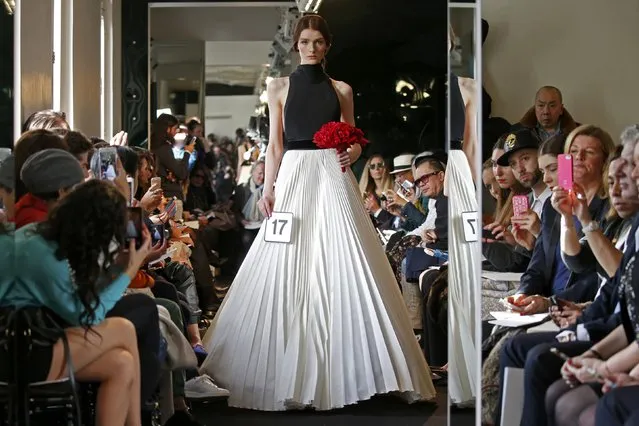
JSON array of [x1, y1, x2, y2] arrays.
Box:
[[497, 128, 549, 217], [14, 149, 85, 229]]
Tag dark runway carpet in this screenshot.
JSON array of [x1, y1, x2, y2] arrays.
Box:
[[191, 384, 475, 426]]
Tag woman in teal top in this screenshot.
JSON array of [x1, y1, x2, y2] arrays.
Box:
[[6, 180, 152, 426]]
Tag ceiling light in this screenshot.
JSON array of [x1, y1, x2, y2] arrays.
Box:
[[395, 80, 414, 93], [3, 0, 15, 15]]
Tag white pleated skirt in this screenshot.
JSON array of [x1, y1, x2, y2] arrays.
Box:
[[444, 149, 479, 405], [200, 148, 436, 411]]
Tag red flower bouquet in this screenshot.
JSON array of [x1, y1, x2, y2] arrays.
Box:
[[313, 122, 369, 172]]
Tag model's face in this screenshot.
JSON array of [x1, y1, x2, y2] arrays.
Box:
[[297, 29, 328, 64]]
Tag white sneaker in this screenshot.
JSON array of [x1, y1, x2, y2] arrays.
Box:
[[184, 375, 230, 399]]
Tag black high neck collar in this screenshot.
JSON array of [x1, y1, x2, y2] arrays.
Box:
[[295, 63, 327, 82]]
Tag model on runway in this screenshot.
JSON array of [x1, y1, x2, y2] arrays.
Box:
[[199, 14, 436, 411]]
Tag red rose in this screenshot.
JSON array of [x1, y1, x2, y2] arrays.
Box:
[[313, 122, 368, 171]]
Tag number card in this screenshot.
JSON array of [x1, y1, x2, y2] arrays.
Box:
[[461, 211, 479, 242], [264, 212, 294, 243]]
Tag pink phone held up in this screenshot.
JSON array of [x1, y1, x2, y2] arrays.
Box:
[[557, 154, 573, 191], [512, 195, 529, 217]]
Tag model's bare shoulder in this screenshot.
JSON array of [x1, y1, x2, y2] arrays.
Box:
[[267, 77, 288, 104]]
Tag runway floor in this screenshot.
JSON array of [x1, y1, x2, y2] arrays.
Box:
[[191, 383, 475, 426]]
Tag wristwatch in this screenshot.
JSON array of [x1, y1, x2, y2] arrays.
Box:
[[582, 221, 600, 233]]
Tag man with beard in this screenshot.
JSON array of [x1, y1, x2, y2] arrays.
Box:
[[498, 128, 551, 218]]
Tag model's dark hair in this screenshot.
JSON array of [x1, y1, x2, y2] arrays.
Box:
[[36, 179, 128, 328], [293, 14, 332, 51], [22, 110, 69, 133], [14, 129, 69, 202], [150, 113, 179, 150]]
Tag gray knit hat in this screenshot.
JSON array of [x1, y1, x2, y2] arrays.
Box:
[[0, 154, 14, 190], [20, 149, 85, 194]]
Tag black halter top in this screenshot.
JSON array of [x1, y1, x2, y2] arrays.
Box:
[[283, 64, 342, 150], [449, 73, 466, 151]]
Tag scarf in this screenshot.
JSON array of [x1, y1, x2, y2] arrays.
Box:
[[241, 179, 264, 223]]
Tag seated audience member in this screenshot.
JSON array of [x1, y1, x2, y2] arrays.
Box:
[[482, 158, 502, 223], [22, 109, 70, 133], [360, 154, 394, 228], [7, 179, 155, 426], [384, 154, 429, 232], [515, 86, 578, 142], [482, 134, 533, 272], [491, 125, 639, 426], [13, 129, 69, 202], [14, 149, 85, 229], [0, 155, 15, 224], [543, 144, 639, 426], [395, 152, 448, 343], [499, 128, 551, 228], [133, 148, 156, 200], [232, 160, 265, 258], [505, 125, 615, 314], [64, 130, 95, 180]]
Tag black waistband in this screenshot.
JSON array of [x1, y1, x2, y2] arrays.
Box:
[[450, 140, 463, 151], [284, 139, 320, 151]]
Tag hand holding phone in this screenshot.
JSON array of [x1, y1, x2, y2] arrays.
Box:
[[125, 207, 143, 250], [557, 154, 574, 191], [512, 195, 529, 217]]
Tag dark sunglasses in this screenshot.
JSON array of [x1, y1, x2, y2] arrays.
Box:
[[369, 162, 385, 170], [193, 174, 205, 179], [415, 171, 441, 186]]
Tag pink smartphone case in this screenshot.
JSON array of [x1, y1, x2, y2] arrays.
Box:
[[557, 154, 573, 190]]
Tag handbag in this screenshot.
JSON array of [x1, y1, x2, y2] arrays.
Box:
[[0, 307, 83, 425]]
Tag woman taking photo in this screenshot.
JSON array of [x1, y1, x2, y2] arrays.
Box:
[[7, 180, 152, 426], [151, 113, 192, 200]]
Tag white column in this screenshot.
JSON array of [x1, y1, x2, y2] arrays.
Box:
[[18, 0, 54, 126]]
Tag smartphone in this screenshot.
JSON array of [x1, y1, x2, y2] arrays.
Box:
[[98, 147, 118, 181], [125, 207, 143, 249], [401, 180, 414, 191], [482, 228, 494, 239], [557, 154, 574, 191], [512, 195, 529, 217], [149, 224, 164, 245], [150, 177, 161, 189], [126, 176, 135, 206]]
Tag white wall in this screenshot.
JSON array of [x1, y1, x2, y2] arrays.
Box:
[[205, 96, 255, 138], [205, 41, 273, 66], [482, 0, 639, 137]]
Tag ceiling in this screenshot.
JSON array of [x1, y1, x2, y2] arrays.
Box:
[[150, 4, 289, 87]]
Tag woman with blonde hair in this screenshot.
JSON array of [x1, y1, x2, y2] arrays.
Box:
[[359, 154, 394, 226]]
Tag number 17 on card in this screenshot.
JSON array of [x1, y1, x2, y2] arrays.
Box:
[[264, 212, 294, 244]]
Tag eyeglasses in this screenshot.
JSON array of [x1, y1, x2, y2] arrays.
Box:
[[415, 171, 442, 186], [369, 163, 385, 170]]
